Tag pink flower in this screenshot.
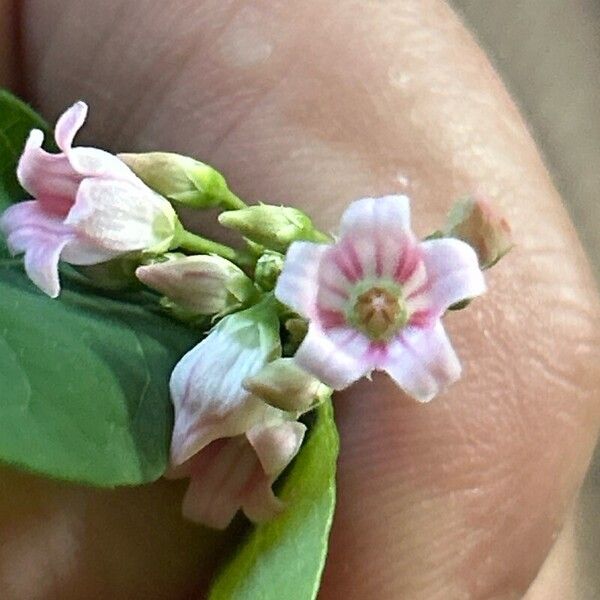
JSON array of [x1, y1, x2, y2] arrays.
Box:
[[0, 101, 178, 297], [168, 298, 308, 528], [169, 299, 283, 467], [168, 419, 305, 529], [275, 196, 486, 401]]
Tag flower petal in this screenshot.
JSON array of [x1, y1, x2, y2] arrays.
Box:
[[65, 178, 177, 252], [67, 146, 140, 180], [16, 130, 79, 215], [169, 305, 282, 465], [60, 238, 121, 265], [0, 201, 74, 297], [247, 420, 306, 477], [54, 101, 88, 152], [340, 195, 411, 237], [181, 438, 257, 529], [417, 238, 486, 316], [294, 324, 371, 389], [383, 322, 461, 402], [242, 420, 306, 523], [274, 241, 327, 318], [338, 196, 416, 279]]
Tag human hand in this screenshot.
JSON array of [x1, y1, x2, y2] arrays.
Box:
[[1, 1, 599, 598]]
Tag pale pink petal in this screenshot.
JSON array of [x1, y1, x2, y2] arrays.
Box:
[[169, 308, 281, 465], [54, 101, 88, 152], [16, 130, 79, 215], [417, 238, 486, 317], [383, 322, 461, 402], [67, 146, 140, 180], [60, 238, 121, 265], [22, 236, 72, 298], [181, 438, 257, 529], [242, 421, 306, 523], [0, 202, 74, 297], [294, 324, 371, 389], [339, 196, 416, 279], [274, 241, 327, 318], [65, 178, 177, 252], [247, 421, 306, 477], [340, 195, 411, 237], [240, 469, 283, 523]]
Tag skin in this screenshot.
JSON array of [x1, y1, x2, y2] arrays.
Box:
[[0, 0, 599, 597]]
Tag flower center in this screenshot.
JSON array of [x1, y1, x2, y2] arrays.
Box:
[[350, 284, 408, 341]]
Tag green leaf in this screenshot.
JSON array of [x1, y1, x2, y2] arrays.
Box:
[[208, 400, 339, 600], [0, 90, 199, 485], [0, 179, 10, 257], [0, 90, 50, 200], [0, 262, 198, 485]]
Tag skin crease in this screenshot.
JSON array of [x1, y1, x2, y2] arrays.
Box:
[[0, 0, 597, 597]]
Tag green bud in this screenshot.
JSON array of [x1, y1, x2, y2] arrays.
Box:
[[243, 358, 331, 413], [118, 152, 245, 210], [254, 250, 284, 291], [218, 204, 329, 253], [283, 317, 309, 355], [136, 254, 257, 316]]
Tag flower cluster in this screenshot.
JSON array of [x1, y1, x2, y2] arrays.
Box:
[[0, 103, 511, 528]]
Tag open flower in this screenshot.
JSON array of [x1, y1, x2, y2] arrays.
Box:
[[168, 418, 306, 529], [169, 297, 282, 466], [0, 101, 178, 297], [275, 195, 486, 401], [168, 295, 307, 528]]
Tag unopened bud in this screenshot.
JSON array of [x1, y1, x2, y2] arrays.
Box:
[[254, 251, 284, 291], [243, 358, 331, 413], [136, 254, 256, 316], [218, 204, 328, 253], [283, 317, 308, 355], [445, 195, 513, 269], [119, 152, 244, 210]]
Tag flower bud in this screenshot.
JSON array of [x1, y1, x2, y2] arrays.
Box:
[[283, 317, 309, 355], [118, 152, 244, 210], [254, 250, 284, 291], [218, 204, 327, 253], [243, 358, 331, 413], [136, 254, 256, 316], [444, 195, 513, 269]]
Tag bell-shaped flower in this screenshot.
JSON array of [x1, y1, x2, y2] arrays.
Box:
[[136, 254, 256, 316], [169, 296, 282, 466], [275, 195, 486, 402], [168, 417, 306, 529], [0, 101, 179, 297]]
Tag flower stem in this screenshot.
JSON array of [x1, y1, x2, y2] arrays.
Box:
[[177, 230, 254, 267], [220, 189, 247, 211]]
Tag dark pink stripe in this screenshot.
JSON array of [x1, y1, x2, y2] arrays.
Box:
[[333, 249, 359, 284], [374, 233, 383, 277], [343, 239, 364, 280], [317, 308, 347, 329], [408, 309, 433, 328], [322, 281, 350, 300], [394, 236, 421, 283], [366, 340, 388, 365]]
